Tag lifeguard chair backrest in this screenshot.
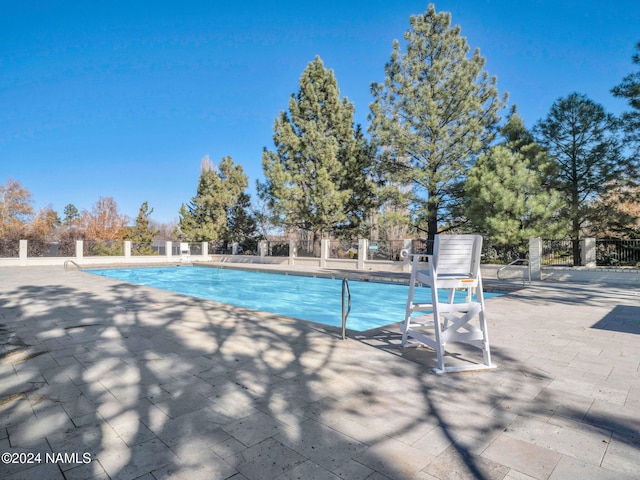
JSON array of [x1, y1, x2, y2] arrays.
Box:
[[432, 234, 482, 277]]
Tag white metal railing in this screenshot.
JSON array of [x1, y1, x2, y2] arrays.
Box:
[[64, 260, 82, 271], [497, 259, 531, 286]]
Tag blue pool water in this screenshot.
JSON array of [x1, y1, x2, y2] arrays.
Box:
[[87, 266, 500, 332]]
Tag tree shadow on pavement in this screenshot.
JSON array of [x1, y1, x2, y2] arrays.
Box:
[[0, 268, 638, 479]]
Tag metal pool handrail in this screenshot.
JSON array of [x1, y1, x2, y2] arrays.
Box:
[[341, 278, 351, 340], [64, 260, 82, 271], [497, 258, 531, 286]]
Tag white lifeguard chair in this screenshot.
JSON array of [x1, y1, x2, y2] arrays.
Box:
[[180, 242, 190, 262], [402, 234, 495, 374]]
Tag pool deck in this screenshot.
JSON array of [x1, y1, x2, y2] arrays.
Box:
[[0, 265, 639, 480]]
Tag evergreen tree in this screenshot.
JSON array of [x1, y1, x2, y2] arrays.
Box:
[[612, 41, 640, 161], [339, 125, 380, 238], [260, 56, 378, 244], [63, 204, 80, 227], [225, 192, 257, 243], [465, 139, 566, 248], [500, 110, 535, 152], [369, 4, 506, 244], [534, 93, 626, 264], [178, 156, 254, 243], [59, 201, 83, 256], [125, 201, 159, 255], [502, 113, 560, 192]]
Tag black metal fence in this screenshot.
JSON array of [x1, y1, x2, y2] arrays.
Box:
[[292, 240, 318, 258], [83, 239, 124, 256], [328, 239, 358, 259], [267, 242, 290, 257], [0, 239, 19, 257], [596, 239, 640, 267], [541, 239, 576, 266], [210, 242, 232, 255], [367, 240, 406, 261], [411, 238, 433, 256], [481, 241, 528, 264], [131, 242, 157, 255], [6, 235, 640, 269], [541, 238, 640, 267]]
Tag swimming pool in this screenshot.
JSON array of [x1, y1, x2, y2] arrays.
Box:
[[87, 266, 500, 332]]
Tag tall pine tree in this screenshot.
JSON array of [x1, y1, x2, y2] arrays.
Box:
[[178, 156, 254, 243], [125, 201, 159, 255], [259, 56, 378, 244], [63, 204, 80, 228], [534, 93, 625, 264], [612, 41, 640, 161], [465, 114, 566, 249], [369, 5, 506, 244]]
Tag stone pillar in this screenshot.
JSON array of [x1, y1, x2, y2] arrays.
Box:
[[259, 241, 268, 262], [581, 238, 596, 267], [202, 241, 208, 257], [358, 238, 367, 270], [166, 241, 172, 258], [402, 239, 413, 272], [232, 242, 239, 255], [320, 239, 329, 268], [289, 239, 296, 266], [529, 237, 542, 281], [124, 241, 132, 260], [19, 240, 28, 265], [76, 240, 84, 260]]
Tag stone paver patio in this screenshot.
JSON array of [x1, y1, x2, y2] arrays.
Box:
[[0, 265, 639, 480]]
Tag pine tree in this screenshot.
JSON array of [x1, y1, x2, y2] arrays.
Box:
[[260, 56, 378, 244], [369, 5, 506, 244], [58, 203, 82, 256], [178, 156, 255, 243], [225, 193, 256, 243], [63, 204, 80, 228], [612, 41, 640, 161], [465, 116, 566, 248], [534, 93, 625, 264], [125, 201, 159, 255]]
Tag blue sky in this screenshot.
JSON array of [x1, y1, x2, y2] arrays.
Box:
[[2, 1, 639, 224]]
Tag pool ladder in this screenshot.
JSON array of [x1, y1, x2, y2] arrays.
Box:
[[497, 258, 531, 286], [64, 260, 82, 271], [341, 278, 351, 340]]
